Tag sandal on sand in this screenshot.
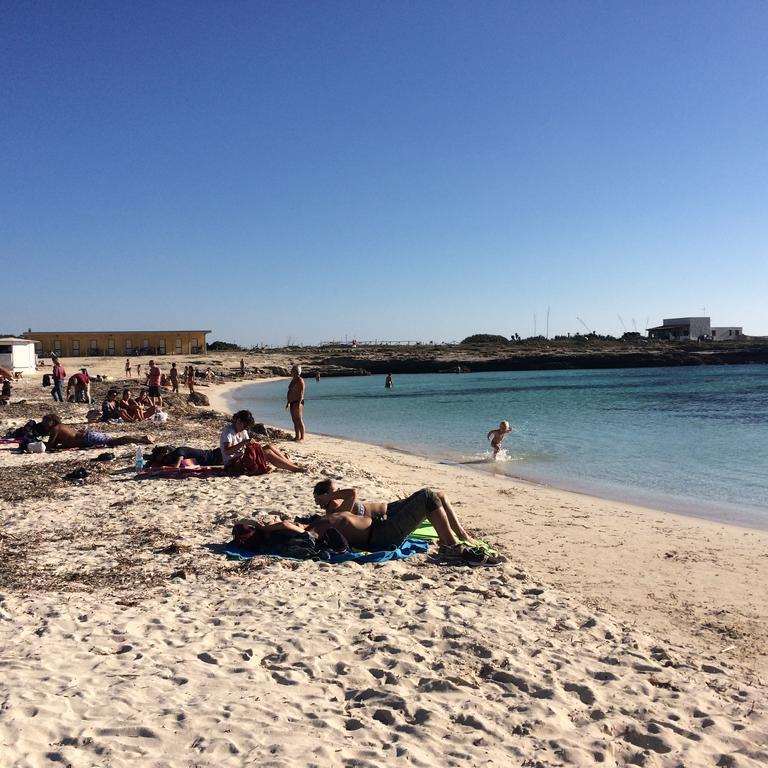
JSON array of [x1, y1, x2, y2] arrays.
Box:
[[435, 544, 502, 568]]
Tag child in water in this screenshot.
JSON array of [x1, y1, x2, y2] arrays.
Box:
[[487, 421, 512, 458]]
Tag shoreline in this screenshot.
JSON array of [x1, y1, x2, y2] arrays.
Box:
[[206, 377, 768, 679], [212, 376, 768, 533]]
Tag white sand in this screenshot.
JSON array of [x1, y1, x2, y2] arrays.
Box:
[[1, 361, 766, 767]]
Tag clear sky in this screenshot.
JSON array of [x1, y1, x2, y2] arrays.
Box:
[[2, 1, 766, 345]]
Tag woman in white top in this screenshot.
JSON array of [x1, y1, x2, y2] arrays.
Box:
[[220, 410, 306, 473]]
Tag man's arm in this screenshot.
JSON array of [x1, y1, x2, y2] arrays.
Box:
[[46, 425, 62, 450], [263, 520, 308, 535], [317, 488, 357, 514], [221, 435, 251, 460]]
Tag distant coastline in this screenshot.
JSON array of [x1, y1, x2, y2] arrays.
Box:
[[213, 339, 768, 378]]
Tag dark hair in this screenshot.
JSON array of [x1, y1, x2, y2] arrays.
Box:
[[42, 413, 61, 428], [122, 388, 131, 395], [313, 479, 334, 495], [147, 445, 173, 467], [232, 410, 255, 429]]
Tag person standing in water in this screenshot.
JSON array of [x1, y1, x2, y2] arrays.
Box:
[[286, 365, 305, 442], [385, 373, 393, 389], [487, 421, 512, 458]]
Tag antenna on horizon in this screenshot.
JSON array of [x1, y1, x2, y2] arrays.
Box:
[[546, 306, 550, 339], [618, 315, 627, 333], [533, 313, 537, 337]]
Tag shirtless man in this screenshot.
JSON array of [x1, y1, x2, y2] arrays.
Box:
[[286, 365, 305, 441], [41, 413, 155, 450], [125, 358, 132, 378], [169, 362, 180, 393], [147, 360, 163, 408], [291, 486, 498, 565]]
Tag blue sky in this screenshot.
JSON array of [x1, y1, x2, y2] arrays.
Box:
[[2, 1, 766, 344]]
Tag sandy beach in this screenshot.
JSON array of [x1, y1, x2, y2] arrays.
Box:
[[1, 354, 766, 767]]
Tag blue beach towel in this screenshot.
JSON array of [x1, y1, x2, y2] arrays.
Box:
[[224, 536, 430, 563]]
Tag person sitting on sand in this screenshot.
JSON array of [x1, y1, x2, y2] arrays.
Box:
[[286, 365, 305, 442], [41, 413, 155, 450], [146, 444, 223, 469], [270, 487, 499, 565], [487, 420, 512, 458], [136, 389, 153, 410], [221, 410, 306, 474], [121, 388, 155, 422], [313, 480, 473, 544], [101, 388, 123, 421]]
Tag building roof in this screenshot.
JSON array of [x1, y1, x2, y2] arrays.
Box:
[[0, 337, 38, 344], [646, 323, 690, 331], [23, 330, 212, 335]]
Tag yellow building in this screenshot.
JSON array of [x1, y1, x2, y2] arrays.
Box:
[[23, 330, 210, 358]]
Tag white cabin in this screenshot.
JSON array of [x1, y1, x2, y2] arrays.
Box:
[[0, 337, 38, 374]]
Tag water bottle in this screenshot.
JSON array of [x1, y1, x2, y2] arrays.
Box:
[[135, 445, 145, 471]]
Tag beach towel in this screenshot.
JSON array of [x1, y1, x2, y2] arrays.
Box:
[[407, 520, 496, 553], [224, 536, 430, 563], [136, 465, 227, 480]]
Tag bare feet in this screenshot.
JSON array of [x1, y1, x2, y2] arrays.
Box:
[[143, 435, 156, 444]]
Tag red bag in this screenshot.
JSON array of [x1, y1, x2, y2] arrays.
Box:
[[227, 442, 271, 476]]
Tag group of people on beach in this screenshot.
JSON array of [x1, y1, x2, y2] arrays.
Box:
[[124, 359, 199, 397]]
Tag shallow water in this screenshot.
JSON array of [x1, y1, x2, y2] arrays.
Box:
[[229, 365, 768, 528]]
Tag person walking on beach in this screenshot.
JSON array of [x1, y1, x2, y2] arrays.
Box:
[[125, 358, 132, 378], [240, 358, 245, 377], [136, 363, 142, 382], [186, 365, 195, 396], [169, 362, 179, 393], [487, 420, 512, 458], [147, 360, 163, 408], [51, 357, 66, 402], [286, 365, 305, 442]]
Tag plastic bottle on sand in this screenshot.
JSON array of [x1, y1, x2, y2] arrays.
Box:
[[135, 445, 145, 471]]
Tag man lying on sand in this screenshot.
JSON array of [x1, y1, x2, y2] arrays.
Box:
[[41, 413, 156, 450], [309, 483, 499, 565], [313, 479, 473, 542]]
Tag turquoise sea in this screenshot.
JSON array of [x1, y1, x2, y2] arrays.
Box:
[[227, 365, 768, 529]]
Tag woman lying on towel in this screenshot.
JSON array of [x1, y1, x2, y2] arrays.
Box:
[[147, 445, 223, 469]]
